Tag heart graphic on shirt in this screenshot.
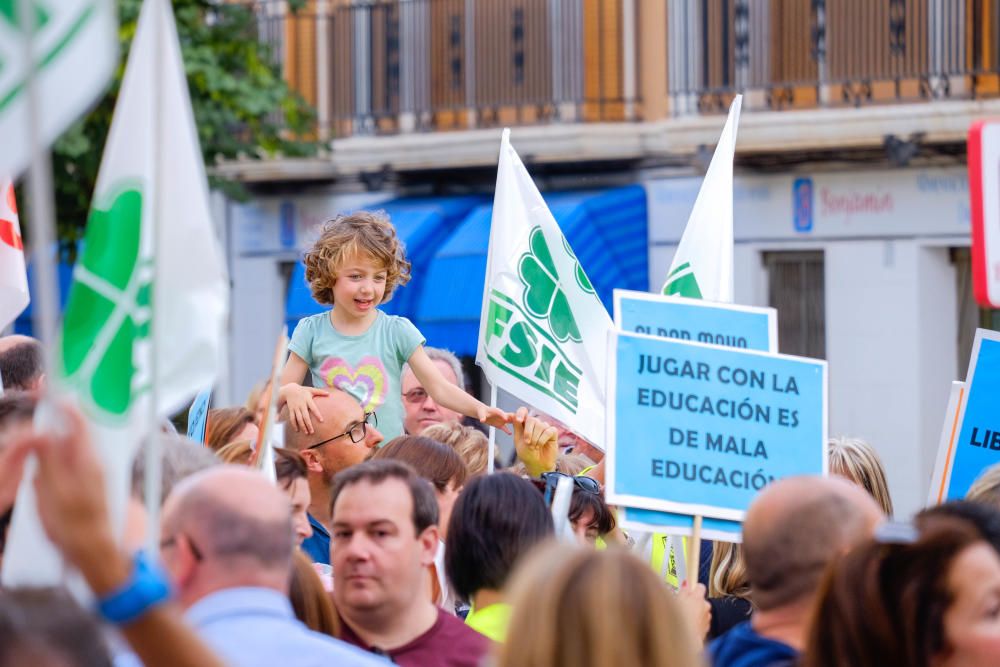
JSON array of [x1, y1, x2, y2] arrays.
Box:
[[318, 356, 387, 412]]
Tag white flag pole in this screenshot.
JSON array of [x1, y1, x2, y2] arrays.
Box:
[[144, 0, 167, 556], [18, 0, 60, 372], [2, 0, 72, 587], [487, 383, 497, 474]]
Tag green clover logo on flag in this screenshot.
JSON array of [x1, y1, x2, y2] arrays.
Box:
[[518, 227, 582, 343], [61, 183, 151, 418], [561, 236, 596, 295]]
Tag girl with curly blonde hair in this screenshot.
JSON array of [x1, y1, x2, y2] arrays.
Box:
[[278, 211, 510, 440]]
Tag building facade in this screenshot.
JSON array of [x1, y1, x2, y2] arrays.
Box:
[[224, 0, 1000, 515]]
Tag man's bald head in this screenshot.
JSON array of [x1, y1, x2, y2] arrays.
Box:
[[743, 476, 883, 611], [0, 336, 43, 392], [163, 466, 293, 572], [283, 388, 368, 451]]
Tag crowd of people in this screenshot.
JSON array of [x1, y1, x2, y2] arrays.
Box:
[[1, 212, 1000, 666]]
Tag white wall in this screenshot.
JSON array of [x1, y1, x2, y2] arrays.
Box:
[[646, 166, 971, 518]]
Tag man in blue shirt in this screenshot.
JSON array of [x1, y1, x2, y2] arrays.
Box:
[[284, 389, 384, 565], [709, 476, 883, 667], [155, 466, 384, 667]]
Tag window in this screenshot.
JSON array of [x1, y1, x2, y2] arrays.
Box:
[[764, 251, 826, 359]]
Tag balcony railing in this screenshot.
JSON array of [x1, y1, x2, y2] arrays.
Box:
[[252, 0, 637, 138], [669, 0, 1000, 114], [249, 0, 1000, 140]]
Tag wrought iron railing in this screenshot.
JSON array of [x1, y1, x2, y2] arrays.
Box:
[[250, 0, 637, 137], [248, 0, 1000, 137], [668, 0, 1000, 114]]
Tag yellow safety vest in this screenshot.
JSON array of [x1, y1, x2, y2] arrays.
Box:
[[650, 533, 688, 588]]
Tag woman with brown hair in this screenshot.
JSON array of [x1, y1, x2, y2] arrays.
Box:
[[498, 543, 704, 667], [204, 407, 258, 452], [288, 549, 339, 637], [803, 515, 1000, 667]]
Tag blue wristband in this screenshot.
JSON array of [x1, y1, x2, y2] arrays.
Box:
[[96, 550, 172, 625]]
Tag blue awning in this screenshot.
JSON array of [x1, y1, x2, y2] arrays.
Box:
[[285, 185, 648, 356], [415, 185, 649, 356], [13, 256, 76, 336]]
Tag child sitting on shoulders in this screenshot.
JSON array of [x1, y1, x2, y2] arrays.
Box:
[[279, 211, 510, 441]]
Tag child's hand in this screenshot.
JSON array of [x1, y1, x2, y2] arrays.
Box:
[[279, 383, 329, 434], [478, 405, 512, 434]]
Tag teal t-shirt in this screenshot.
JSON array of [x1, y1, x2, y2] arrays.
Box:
[[288, 310, 425, 442]]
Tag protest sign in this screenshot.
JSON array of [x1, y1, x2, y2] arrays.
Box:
[[614, 290, 777, 352], [186, 389, 213, 444], [621, 507, 745, 542], [927, 381, 966, 505], [606, 331, 827, 521], [936, 330, 1000, 501], [613, 290, 777, 538]]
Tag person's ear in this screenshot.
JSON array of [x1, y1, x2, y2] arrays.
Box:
[[418, 525, 440, 566], [165, 534, 201, 587], [300, 449, 325, 474]]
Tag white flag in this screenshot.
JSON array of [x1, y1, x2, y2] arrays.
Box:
[[477, 129, 611, 448], [2, 0, 228, 586], [0, 178, 28, 331], [0, 0, 117, 178], [661, 96, 742, 302]]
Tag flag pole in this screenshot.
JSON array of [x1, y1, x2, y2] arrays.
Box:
[[487, 382, 497, 474], [144, 0, 166, 556], [18, 0, 60, 378]]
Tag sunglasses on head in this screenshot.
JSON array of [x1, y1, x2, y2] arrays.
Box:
[[531, 472, 601, 505]]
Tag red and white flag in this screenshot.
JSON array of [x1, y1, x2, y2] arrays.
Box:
[[0, 178, 29, 331]]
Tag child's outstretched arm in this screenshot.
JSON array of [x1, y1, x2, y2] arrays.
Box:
[[278, 352, 329, 435], [407, 346, 512, 434]]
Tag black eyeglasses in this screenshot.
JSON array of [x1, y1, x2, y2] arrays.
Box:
[[532, 472, 601, 504], [306, 412, 378, 450]]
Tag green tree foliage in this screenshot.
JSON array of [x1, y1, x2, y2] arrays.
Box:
[[49, 0, 317, 256]]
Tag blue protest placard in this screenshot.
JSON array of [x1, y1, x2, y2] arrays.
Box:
[[941, 330, 1000, 500], [621, 507, 744, 542], [614, 290, 777, 353], [613, 291, 777, 537], [606, 331, 828, 521], [187, 389, 212, 444]]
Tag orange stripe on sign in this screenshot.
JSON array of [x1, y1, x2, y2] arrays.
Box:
[[938, 387, 967, 504]]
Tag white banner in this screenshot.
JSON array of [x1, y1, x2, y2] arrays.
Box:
[[477, 129, 611, 447], [0, 0, 117, 177]]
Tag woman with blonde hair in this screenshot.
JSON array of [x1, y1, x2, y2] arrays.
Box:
[[708, 541, 752, 639], [967, 462, 1000, 508], [421, 421, 495, 477], [828, 436, 894, 516], [498, 543, 704, 667]]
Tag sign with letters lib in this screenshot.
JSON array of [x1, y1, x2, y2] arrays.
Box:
[[938, 329, 1000, 500], [606, 331, 828, 522]]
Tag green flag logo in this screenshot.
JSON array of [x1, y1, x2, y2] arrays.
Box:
[[61, 183, 151, 418], [662, 262, 703, 299], [518, 227, 582, 343]]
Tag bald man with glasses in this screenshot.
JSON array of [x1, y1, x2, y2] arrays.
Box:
[[282, 388, 383, 565]]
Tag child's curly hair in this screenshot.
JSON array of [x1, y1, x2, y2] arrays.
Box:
[[303, 211, 411, 306]]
